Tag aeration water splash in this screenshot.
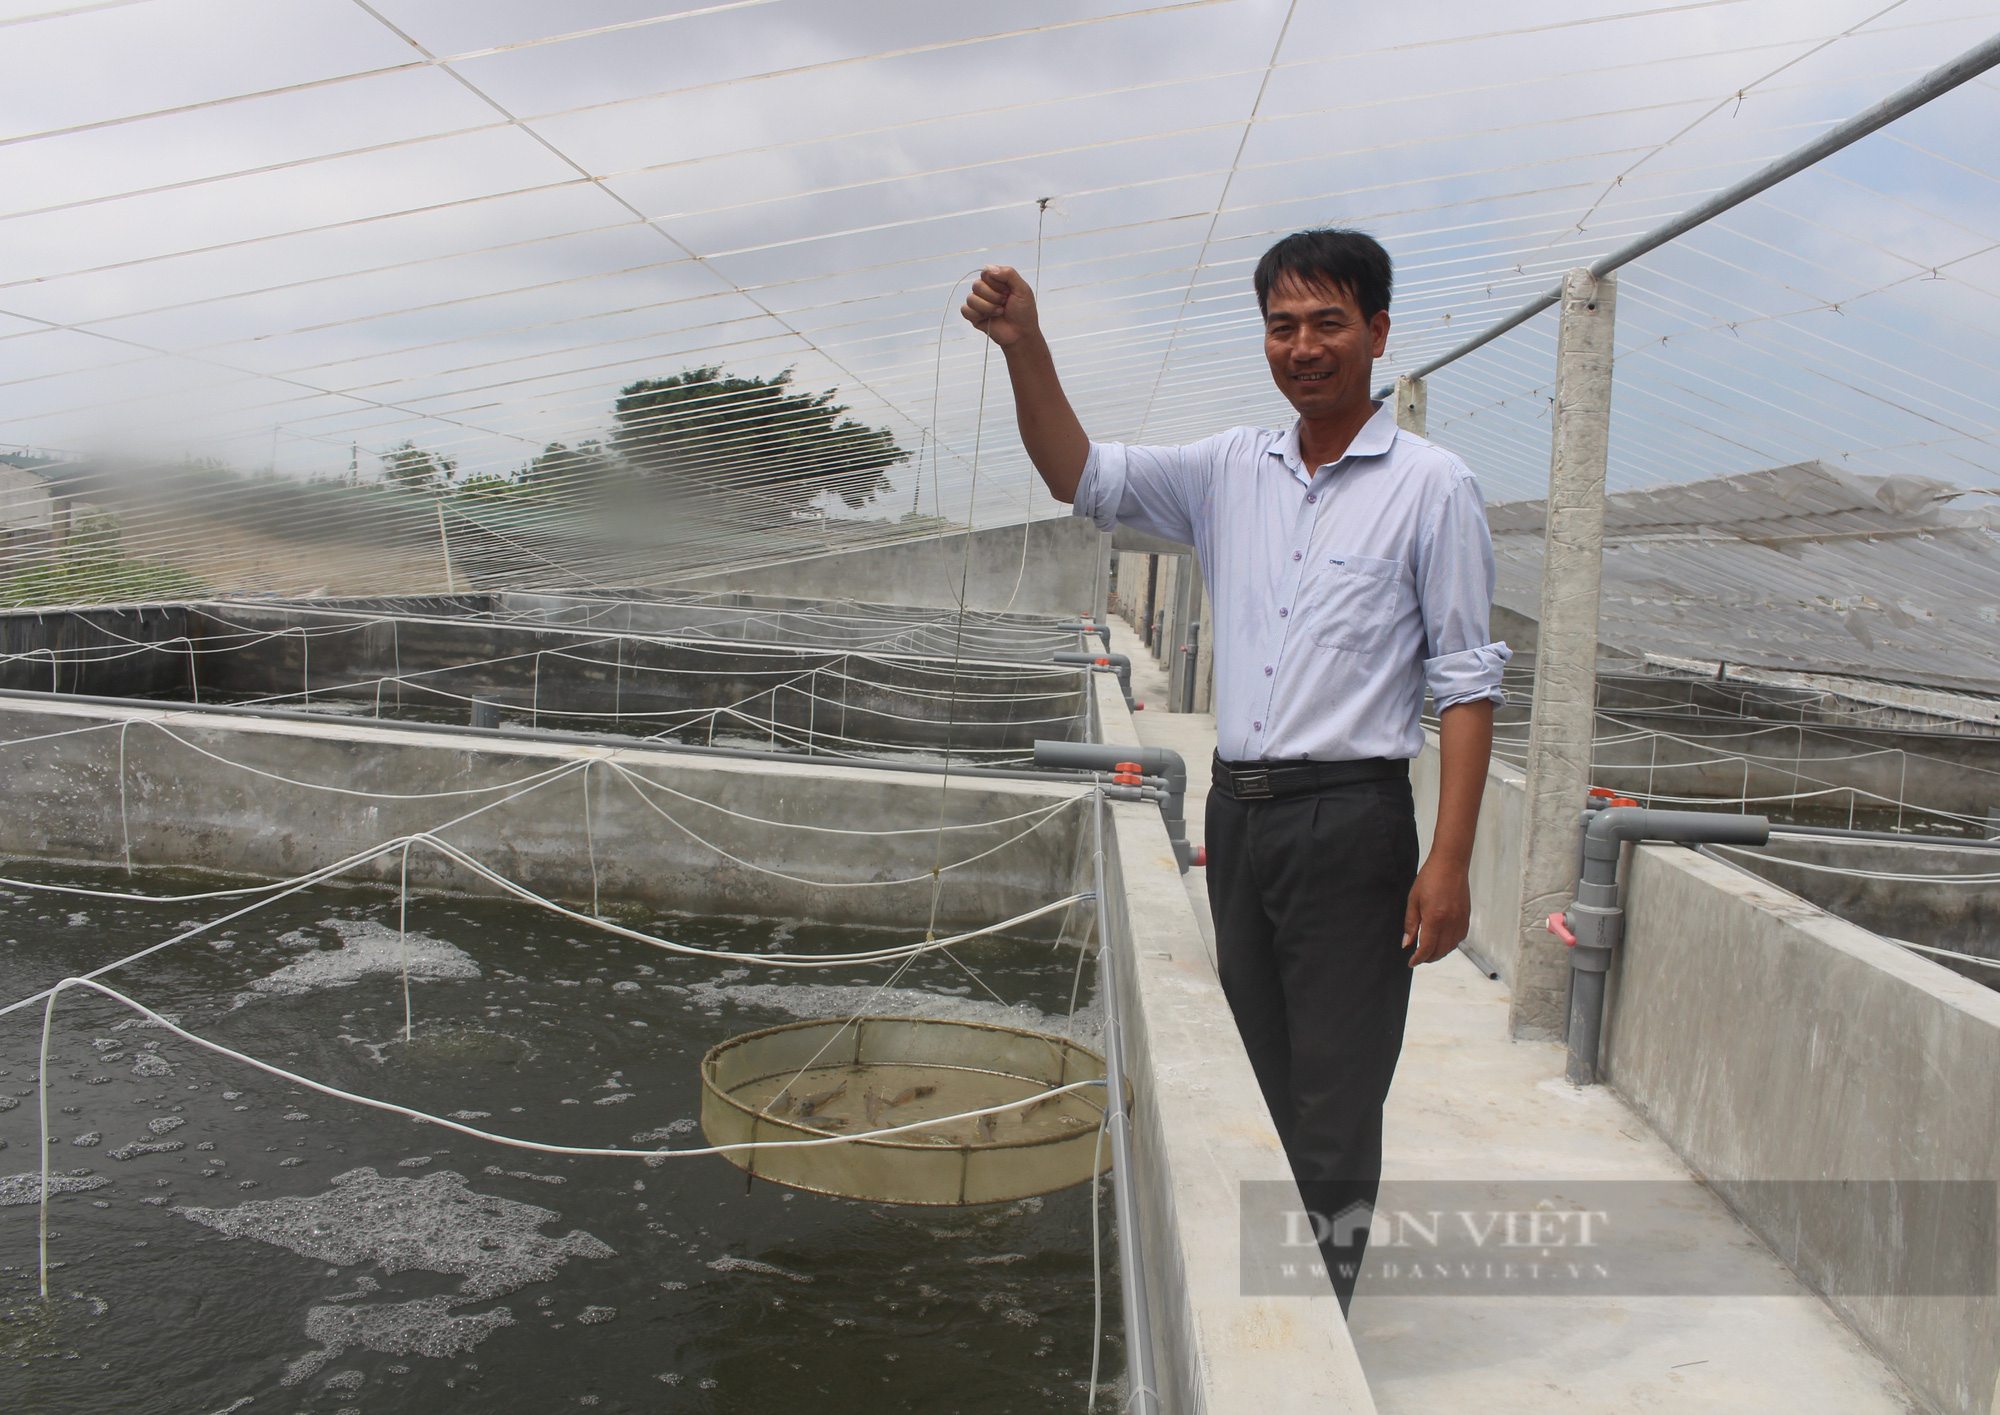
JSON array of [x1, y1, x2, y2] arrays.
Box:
[[0, 866, 1119, 1412]]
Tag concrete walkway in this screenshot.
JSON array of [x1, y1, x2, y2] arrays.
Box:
[[1106, 617, 1920, 1414]]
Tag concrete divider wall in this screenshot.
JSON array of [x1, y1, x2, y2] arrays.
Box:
[[0, 697, 1082, 934], [663, 517, 1106, 617], [1414, 731, 2000, 1415], [1609, 847, 2000, 1415], [188, 604, 1090, 753], [1096, 673, 1377, 1415], [0, 603, 195, 697]]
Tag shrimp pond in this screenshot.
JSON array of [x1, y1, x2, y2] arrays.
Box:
[[0, 864, 1120, 1413]]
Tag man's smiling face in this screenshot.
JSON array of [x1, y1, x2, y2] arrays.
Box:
[[1262, 275, 1391, 423]]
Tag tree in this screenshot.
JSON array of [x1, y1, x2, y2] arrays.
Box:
[[523, 439, 621, 492], [379, 441, 457, 489], [610, 367, 906, 515]]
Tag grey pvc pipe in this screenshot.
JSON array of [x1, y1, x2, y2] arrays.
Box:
[[1058, 621, 1113, 652], [1555, 807, 1770, 1084], [1034, 740, 1191, 871], [1053, 650, 1133, 707]]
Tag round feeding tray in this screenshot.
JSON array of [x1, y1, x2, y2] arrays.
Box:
[[699, 1016, 1117, 1205]]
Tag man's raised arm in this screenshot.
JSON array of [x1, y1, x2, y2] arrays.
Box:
[[961, 265, 1090, 503]]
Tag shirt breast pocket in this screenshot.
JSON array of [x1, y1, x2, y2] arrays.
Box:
[[1305, 554, 1411, 654]]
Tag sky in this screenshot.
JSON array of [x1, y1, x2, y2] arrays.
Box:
[[2, 0, 1997, 533]]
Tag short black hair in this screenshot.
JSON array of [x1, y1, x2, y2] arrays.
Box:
[[1253, 228, 1393, 320]]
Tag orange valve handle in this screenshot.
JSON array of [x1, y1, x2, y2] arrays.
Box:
[[1111, 773, 1143, 786], [1547, 913, 1578, 947], [1113, 762, 1142, 774]]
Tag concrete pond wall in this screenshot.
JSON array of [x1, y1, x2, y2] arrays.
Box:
[[0, 601, 1094, 758], [0, 695, 1084, 934], [1414, 733, 2000, 1415]]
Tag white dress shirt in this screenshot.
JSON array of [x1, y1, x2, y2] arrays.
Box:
[[1072, 400, 1510, 762]]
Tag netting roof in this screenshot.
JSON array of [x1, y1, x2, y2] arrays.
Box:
[[2, 1, 1997, 598], [1489, 461, 2000, 692]]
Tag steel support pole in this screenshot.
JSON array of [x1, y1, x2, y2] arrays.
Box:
[[1510, 268, 1617, 1039], [1393, 373, 1427, 435]]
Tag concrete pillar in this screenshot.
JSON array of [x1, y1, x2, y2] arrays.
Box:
[[1393, 374, 1427, 436], [1509, 268, 1617, 1040]]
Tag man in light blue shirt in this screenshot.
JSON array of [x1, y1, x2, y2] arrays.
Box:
[[964, 228, 1508, 1311]]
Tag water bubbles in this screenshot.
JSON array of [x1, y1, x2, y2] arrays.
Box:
[[280, 1157, 304, 1167], [705, 1257, 812, 1283], [283, 1298, 516, 1387], [108, 1140, 185, 1161], [147, 1116, 185, 1135], [71, 1133, 101, 1147], [656, 1373, 683, 1385], [243, 921, 479, 1003], [629, 1119, 696, 1143], [397, 1156, 434, 1169], [0, 1172, 110, 1205], [130, 1054, 171, 1078], [323, 1370, 364, 1392], [446, 1110, 491, 1121], [221, 1092, 243, 1100], [173, 1167, 613, 1300], [575, 1306, 616, 1325], [591, 1094, 632, 1105], [284, 1111, 310, 1122]]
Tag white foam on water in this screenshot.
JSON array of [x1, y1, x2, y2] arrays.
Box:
[[111, 1015, 182, 1031], [172, 1167, 614, 1301], [239, 919, 480, 1003], [575, 1305, 616, 1324], [148, 1117, 185, 1135], [705, 1257, 811, 1283], [130, 1054, 172, 1078], [109, 1140, 185, 1161], [281, 1297, 516, 1386], [684, 979, 1103, 1047], [0, 1171, 111, 1205]]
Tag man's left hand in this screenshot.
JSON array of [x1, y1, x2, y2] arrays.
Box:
[[1402, 858, 1471, 967]]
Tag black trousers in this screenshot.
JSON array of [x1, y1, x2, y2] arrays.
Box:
[[1206, 762, 1419, 1311]]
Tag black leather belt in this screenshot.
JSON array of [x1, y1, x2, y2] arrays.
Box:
[[1210, 753, 1408, 801]]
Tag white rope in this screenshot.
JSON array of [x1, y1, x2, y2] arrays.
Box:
[[1711, 842, 2000, 883]]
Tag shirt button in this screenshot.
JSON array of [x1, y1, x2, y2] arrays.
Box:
[[1253, 721, 1263, 731], [1263, 665, 1273, 676], [1292, 551, 1302, 561], [1305, 493, 1318, 504], [1278, 607, 1289, 618]]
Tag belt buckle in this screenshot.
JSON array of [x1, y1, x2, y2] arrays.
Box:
[[1234, 766, 1274, 800]]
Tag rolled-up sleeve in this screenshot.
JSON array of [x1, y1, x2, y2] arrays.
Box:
[[1070, 439, 1206, 547], [1417, 468, 1512, 710]]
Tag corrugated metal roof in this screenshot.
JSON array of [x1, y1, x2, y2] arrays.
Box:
[[1487, 461, 2000, 694]]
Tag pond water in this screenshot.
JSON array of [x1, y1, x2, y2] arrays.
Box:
[[0, 865, 1118, 1413]]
